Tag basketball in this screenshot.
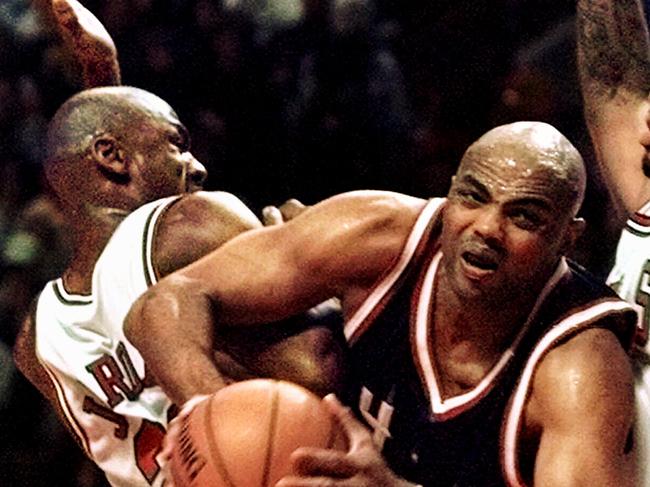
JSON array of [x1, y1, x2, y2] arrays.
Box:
[[169, 379, 345, 487]]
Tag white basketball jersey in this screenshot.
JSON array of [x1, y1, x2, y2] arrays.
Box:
[[607, 200, 650, 486], [34, 196, 180, 487]]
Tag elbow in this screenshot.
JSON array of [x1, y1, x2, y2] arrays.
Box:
[[123, 278, 183, 352], [124, 275, 214, 355]]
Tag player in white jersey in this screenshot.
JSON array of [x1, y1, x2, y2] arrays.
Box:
[[607, 202, 650, 483], [13, 3, 344, 485], [34, 196, 185, 487], [576, 0, 650, 484]]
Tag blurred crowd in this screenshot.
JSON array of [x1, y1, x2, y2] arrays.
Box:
[[0, 0, 617, 485]]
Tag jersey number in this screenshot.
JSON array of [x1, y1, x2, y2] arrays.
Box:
[[358, 386, 395, 450], [84, 342, 165, 484]]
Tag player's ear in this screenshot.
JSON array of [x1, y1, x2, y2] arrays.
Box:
[[91, 134, 128, 176], [562, 217, 586, 254]]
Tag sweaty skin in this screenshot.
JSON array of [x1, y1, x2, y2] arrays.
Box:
[[126, 122, 635, 486]]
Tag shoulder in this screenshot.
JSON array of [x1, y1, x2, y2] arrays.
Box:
[[163, 191, 260, 226], [529, 328, 633, 426], [285, 191, 430, 295], [318, 189, 427, 213], [154, 191, 262, 278], [289, 190, 428, 255], [301, 190, 428, 237]]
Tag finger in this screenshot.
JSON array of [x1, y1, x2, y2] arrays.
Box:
[[278, 199, 307, 221], [290, 446, 357, 478], [323, 394, 373, 452], [262, 206, 284, 226]]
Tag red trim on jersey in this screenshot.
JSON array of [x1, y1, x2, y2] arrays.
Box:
[[409, 248, 441, 408], [344, 198, 445, 344], [411, 258, 569, 422], [630, 211, 650, 228], [500, 299, 635, 487], [39, 359, 92, 456]]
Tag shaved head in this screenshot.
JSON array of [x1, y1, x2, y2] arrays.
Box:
[[458, 122, 587, 217], [45, 86, 182, 212], [46, 86, 178, 168]]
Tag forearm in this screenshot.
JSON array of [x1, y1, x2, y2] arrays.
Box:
[[51, 0, 121, 88], [125, 276, 227, 405], [577, 0, 650, 117]]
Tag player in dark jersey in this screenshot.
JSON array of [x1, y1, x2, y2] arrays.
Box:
[[126, 121, 638, 486]]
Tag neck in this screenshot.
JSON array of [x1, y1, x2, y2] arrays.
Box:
[[63, 205, 130, 294], [433, 275, 538, 357]]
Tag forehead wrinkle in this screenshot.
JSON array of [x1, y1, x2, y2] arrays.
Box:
[[457, 154, 567, 207]]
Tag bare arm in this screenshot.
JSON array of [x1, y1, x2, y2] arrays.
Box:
[[125, 190, 425, 404], [577, 0, 650, 215], [49, 0, 121, 87], [528, 328, 636, 486], [577, 0, 650, 115], [13, 306, 89, 453], [152, 191, 262, 279]]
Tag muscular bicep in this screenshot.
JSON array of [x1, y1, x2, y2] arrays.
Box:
[[530, 329, 636, 487], [174, 191, 425, 325]]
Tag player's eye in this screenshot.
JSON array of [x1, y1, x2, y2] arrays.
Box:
[[170, 135, 188, 152], [170, 126, 191, 152], [509, 209, 544, 230], [455, 188, 485, 206]]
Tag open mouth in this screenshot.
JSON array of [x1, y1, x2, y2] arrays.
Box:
[[462, 250, 499, 272]]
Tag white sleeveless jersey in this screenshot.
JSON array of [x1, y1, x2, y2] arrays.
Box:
[[607, 200, 650, 486], [34, 196, 180, 487]]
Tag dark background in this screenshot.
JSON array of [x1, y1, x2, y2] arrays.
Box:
[[0, 0, 633, 485]]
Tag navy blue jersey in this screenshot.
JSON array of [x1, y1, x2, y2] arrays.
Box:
[[343, 198, 636, 487]]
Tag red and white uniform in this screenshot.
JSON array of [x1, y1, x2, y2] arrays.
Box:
[[608, 200, 650, 486], [34, 196, 180, 487]]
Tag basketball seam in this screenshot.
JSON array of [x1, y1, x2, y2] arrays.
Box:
[[261, 381, 280, 487], [204, 394, 238, 487]]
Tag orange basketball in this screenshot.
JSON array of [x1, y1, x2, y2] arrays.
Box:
[[169, 379, 345, 487]]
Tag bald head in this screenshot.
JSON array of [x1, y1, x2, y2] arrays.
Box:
[[458, 122, 586, 217], [45, 86, 182, 212], [46, 86, 177, 167]]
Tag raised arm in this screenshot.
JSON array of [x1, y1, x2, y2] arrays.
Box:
[[577, 0, 650, 216], [124, 190, 424, 404], [577, 0, 650, 113], [528, 328, 636, 486], [49, 0, 121, 87]]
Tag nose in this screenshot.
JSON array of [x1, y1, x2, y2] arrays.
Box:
[[641, 108, 650, 177], [472, 205, 504, 245], [186, 154, 207, 190], [641, 108, 650, 146]]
